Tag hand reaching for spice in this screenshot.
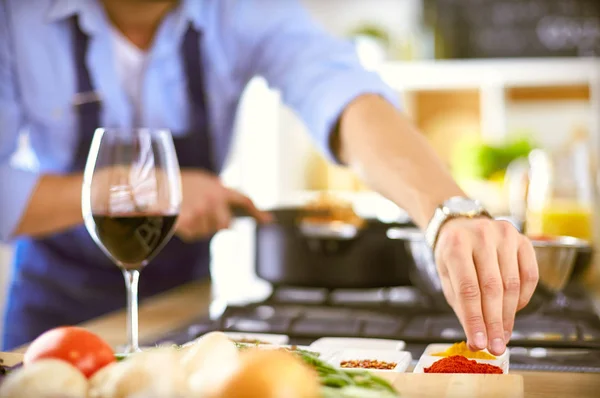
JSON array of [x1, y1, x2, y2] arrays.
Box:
[[434, 217, 539, 356]]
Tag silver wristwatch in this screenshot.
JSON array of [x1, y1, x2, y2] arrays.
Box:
[[424, 197, 492, 250]]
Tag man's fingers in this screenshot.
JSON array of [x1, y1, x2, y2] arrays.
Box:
[[517, 237, 540, 311], [213, 203, 232, 231], [442, 231, 487, 351], [177, 202, 213, 241], [227, 189, 272, 223], [473, 240, 506, 356], [439, 273, 456, 309], [497, 223, 520, 344]]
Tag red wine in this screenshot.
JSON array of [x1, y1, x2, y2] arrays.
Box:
[[91, 213, 178, 269]]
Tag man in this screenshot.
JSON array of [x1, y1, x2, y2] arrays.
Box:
[[0, 0, 538, 354]]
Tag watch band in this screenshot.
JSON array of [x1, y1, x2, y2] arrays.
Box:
[[424, 198, 492, 250], [424, 207, 448, 249]]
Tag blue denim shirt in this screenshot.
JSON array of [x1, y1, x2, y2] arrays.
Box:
[[0, 0, 399, 242]]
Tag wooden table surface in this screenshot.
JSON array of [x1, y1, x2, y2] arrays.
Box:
[[8, 280, 600, 397]]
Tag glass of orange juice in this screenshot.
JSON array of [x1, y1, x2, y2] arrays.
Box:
[[525, 147, 594, 242]]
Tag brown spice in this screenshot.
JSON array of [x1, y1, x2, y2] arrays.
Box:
[[340, 359, 397, 370], [424, 355, 503, 374]]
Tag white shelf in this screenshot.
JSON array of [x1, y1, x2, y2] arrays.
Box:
[[377, 58, 600, 91]]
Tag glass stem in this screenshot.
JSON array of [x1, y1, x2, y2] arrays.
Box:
[[123, 269, 141, 353]]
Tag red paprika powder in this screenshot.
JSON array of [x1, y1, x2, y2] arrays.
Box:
[[424, 355, 503, 374]]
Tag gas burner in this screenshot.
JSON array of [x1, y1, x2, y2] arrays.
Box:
[[272, 287, 328, 304], [388, 287, 421, 305], [153, 282, 600, 363], [330, 289, 387, 304], [268, 286, 431, 308]]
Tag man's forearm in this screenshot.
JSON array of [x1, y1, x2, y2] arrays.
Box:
[[337, 94, 465, 229], [14, 174, 84, 238]]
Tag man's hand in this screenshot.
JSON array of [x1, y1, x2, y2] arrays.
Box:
[[175, 170, 272, 241], [434, 217, 539, 356]]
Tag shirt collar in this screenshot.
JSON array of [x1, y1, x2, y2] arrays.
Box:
[[46, 0, 105, 36], [180, 0, 205, 31], [46, 0, 204, 33]]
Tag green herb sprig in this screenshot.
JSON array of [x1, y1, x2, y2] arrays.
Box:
[[297, 350, 398, 396]]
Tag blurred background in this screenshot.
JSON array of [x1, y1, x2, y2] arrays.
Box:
[[1, 0, 600, 332]]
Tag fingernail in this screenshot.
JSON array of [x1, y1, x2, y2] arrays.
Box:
[[492, 338, 505, 354], [504, 330, 511, 342], [474, 332, 487, 349]]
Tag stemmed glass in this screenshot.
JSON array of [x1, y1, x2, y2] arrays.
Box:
[[82, 128, 182, 353]]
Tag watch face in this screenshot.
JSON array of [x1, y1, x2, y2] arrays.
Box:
[[444, 197, 482, 215]]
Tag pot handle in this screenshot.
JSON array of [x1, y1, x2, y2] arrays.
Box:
[[386, 227, 425, 241], [299, 221, 358, 240]]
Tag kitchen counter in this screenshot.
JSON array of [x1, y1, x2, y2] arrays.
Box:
[[8, 279, 600, 397]]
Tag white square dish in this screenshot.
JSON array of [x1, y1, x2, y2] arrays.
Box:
[[309, 337, 406, 351], [328, 348, 412, 373], [413, 344, 510, 374]]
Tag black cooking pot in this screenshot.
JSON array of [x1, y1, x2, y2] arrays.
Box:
[[253, 207, 415, 289]]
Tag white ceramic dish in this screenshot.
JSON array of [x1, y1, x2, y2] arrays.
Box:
[[222, 332, 289, 345], [309, 337, 406, 351], [328, 348, 412, 373], [413, 344, 510, 374]]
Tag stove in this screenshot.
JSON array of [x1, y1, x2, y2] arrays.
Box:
[[153, 283, 600, 373]]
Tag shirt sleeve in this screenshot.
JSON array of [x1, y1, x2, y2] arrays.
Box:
[[0, 1, 39, 243], [228, 0, 400, 163]]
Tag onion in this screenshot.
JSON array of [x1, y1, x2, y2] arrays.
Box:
[[214, 348, 321, 398], [88, 347, 188, 398], [0, 359, 88, 398], [182, 331, 241, 396]]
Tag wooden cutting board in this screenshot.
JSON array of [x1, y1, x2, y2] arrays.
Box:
[[0, 352, 22, 367], [379, 372, 524, 398]]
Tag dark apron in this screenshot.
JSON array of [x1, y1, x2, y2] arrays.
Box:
[[2, 18, 214, 350]]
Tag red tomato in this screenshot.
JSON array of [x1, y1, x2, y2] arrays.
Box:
[[23, 326, 115, 378]]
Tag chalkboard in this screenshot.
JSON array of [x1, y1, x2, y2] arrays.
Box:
[[426, 0, 600, 58]]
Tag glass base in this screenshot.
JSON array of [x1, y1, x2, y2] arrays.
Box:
[[115, 345, 152, 356]]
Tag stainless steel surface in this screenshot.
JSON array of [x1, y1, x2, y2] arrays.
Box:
[[386, 227, 444, 303], [510, 347, 592, 358], [387, 227, 590, 304]]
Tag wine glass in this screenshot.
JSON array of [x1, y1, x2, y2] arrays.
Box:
[[82, 128, 182, 353]]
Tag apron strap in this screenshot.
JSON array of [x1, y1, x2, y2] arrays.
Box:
[[71, 16, 101, 172], [181, 25, 215, 171]]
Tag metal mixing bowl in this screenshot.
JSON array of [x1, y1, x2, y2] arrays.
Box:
[[530, 236, 590, 292], [387, 227, 590, 313]]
